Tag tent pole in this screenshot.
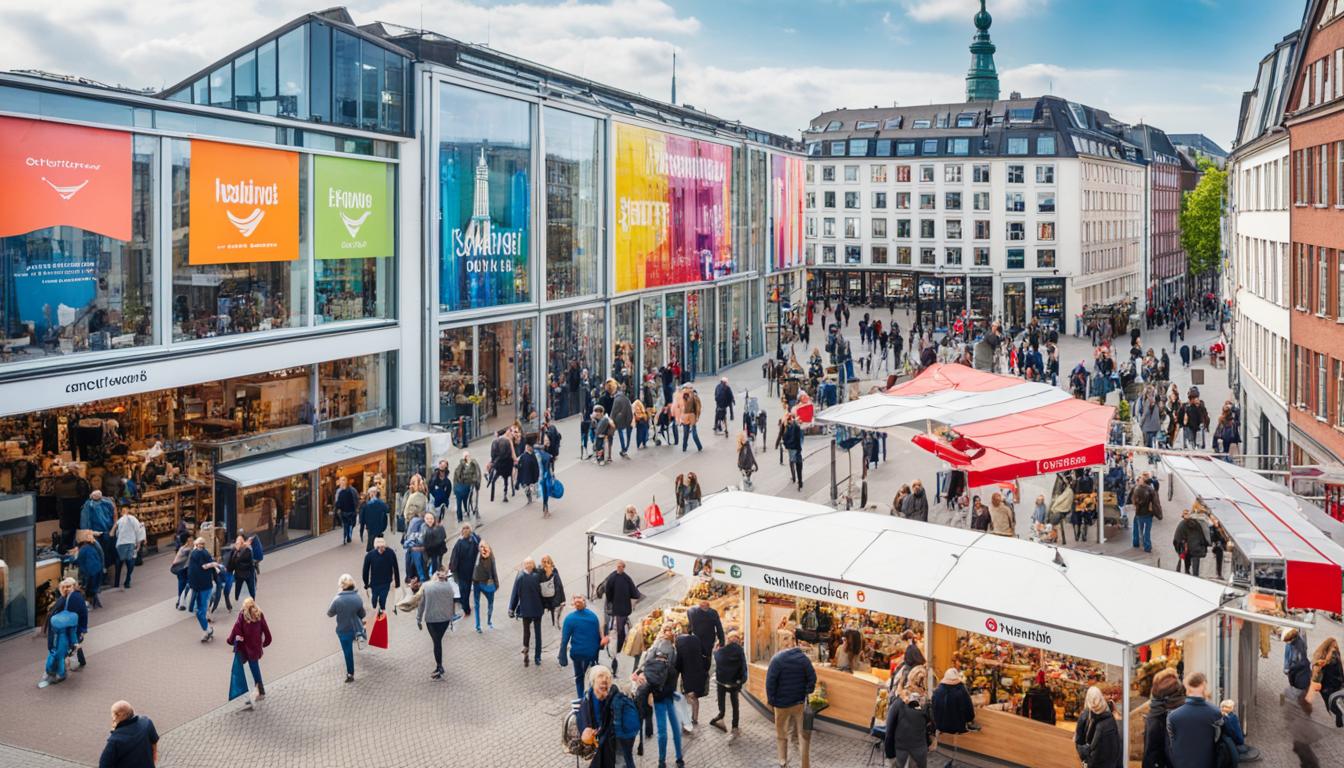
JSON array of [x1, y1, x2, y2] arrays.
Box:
[[1096, 464, 1106, 545], [830, 436, 838, 506], [1122, 645, 1132, 766]]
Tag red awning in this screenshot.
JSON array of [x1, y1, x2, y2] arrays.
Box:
[[884, 362, 1023, 396]]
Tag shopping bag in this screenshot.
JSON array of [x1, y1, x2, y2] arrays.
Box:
[[228, 652, 249, 700], [548, 476, 565, 500], [368, 612, 389, 649], [673, 691, 693, 732]]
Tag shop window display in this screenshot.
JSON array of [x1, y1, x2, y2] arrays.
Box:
[[479, 318, 535, 436], [612, 301, 637, 389], [545, 308, 605, 420], [949, 628, 1119, 725], [313, 157, 395, 323], [642, 295, 664, 377], [316, 352, 393, 439], [438, 326, 479, 430], [1, 135, 157, 362], [544, 108, 601, 300]]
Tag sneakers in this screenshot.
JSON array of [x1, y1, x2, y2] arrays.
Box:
[[431, 668, 444, 680], [356, 634, 365, 650], [709, 717, 725, 732], [345, 674, 353, 683]]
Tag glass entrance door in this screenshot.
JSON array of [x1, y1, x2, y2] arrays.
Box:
[[641, 295, 664, 379], [666, 292, 686, 380], [0, 494, 35, 638], [1002, 281, 1026, 332]]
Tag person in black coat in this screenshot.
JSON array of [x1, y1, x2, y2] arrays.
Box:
[[334, 476, 359, 544], [930, 668, 975, 734], [675, 629, 708, 725], [884, 693, 933, 768], [448, 524, 480, 617], [1172, 510, 1210, 577], [360, 538, 400, 613], [514, 443, 540, 503], [508, 557, 545, 666], [1142, 668, 1184, 768], [1020, 670, 1057, 725], [710, 631, 747, 733], [686, 599, 725, 674], [357, 487, 389, 553], [598, 561, 642, 673], [421, 513, 449, 574], [1075, 688, 1121, 768]]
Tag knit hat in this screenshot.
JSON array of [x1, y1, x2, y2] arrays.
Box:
[[940, 668, 963, 685]]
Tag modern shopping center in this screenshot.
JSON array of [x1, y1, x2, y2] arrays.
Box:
[[0, 7, 803, 637]]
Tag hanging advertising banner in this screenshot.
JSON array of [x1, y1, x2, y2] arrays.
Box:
[[313, 156, 393, 259], [0, 115, 132, 240], [188, 140, 299, 265], [439, 143, 530, 310], [772, 154, 805, 271], [613, 123, 734, 293]]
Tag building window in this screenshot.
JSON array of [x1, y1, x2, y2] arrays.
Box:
[[845, 245, 862, 264], [896, 165, 912, 182], [973, 192, 990, 211], [945, 164, 964, 183], [845, 191, 861, 209], [806, 164, 815, 183], [896, 219, 911, 238], [897, 141, 916, 157], [945, 247, 963, 265], [956, 112, 977, 128], [1038, 222, 1056, 241], [919, 193, 937, 210], [845, 217, 859, 238], [1007, 248, 1024, 269], [1037, 135, 1056, 155], [920, 165, 935, 182], [1338, 256, 1344, 318], [973, 164, 991, 183], [920, 220, 935, 239], [920, 247, 936, 265], [872, 218, 888, 238], [949, 138, 970, 156], [922, 139, 940, 155], [805, 217, 816, 237], [1321, 248, 1331, 315], [872, 246, 888, 264], [1337, 359, 1344, 427], [822, 245, 836, 264], [1007, 165, 1025, 183], [876, 139, 892, 156], [1319, 353, 1329, 419], [896, 192, 911, 210], [1038, 192, 1056, 213], [844, 165, 859, 182], [1037, 249, 1056, 268], [822, 165, 836, 182], [849, 139, 869, 156], [873, 192, 888, 209], [1007, 222, 1026, 241], [830, 141, 846, 156], [896, 246, 912, 265], [823, 217, 836, 237], [824, 191, 836, 208], [1294, 346, 1305, 406], [1337, 141, 1344, 205], [544, 107, 601, 301], [946, 220, 963, 239], [1036, 164, 1055, 184], [974, 220, 990, 240], [1005, 192, 1025, 212], [805, 192, 816, 209], [871, 165, 888, 183], [974, 247, 990, 266], [1007, 137, 1029, 155], [912, 119, 932, 129], [945, 192, 963, 210]]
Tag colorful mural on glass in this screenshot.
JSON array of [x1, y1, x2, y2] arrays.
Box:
[[772, 154, 805, 270], [439, 144, 530, 310], [613, 123, 733, 293]]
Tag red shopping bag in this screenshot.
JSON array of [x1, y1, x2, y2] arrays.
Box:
[[368, 612, 389, 649], [645, 501, 664, 528]]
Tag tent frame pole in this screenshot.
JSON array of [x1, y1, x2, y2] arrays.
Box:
[[1096, 464, 1106, 545], [1122, 644, 1132, 766]]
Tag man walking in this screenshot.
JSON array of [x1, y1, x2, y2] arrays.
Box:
[[710, 630, 747, 738], [334, 476, 359, 545], [679, 384, 703, 452], [452, 452, 482, 524], [79, 489, 116, 581], [112, 506, 145, 589], [781, 412, 804, 490], [884, 689, 933, 768], [767, 634, 816, 768], [509, 557, 545, 667], [611, 385, 634, 459], [428, 460, 452, 520], [1166, 672, 1222, 768], [1131, 473, 1161, 553], [99, 700, 158, 768], [448, 524, 479, 618], [714, 377, 735, 434], [358, 487, 389, 553], [687, 598, 725, 677], [361, 537, 400, 614], [558, 594, 603, 700], [598, 560, 642, 674]]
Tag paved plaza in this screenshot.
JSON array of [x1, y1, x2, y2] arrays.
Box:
[[0, 309, 1339, 768]]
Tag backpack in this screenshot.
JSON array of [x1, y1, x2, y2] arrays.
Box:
[[642, 650, 672, 690], [613, 689, 641, 739], [1215, 728, 1239, 768]]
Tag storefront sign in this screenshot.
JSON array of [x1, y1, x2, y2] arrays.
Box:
[[613, 123, 734, 293], [771, 154, 805, 271], [188, 140, 299, 265], [721, 563, 925, 620], [314, 156, 393, 259], [936, 603, 1124, 664], [0, 116, 132, 240], [1035, 446, 1104, 475]]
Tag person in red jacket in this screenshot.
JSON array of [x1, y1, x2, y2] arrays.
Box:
[[226, 597, 272, 710]]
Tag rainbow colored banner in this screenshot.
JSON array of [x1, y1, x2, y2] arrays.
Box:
[[613, 123, 733, 293], [772, 154, 805, 270]]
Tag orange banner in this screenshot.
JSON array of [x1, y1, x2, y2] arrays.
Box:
[[0, 116, 131, 240], [188, 140, 299, 265]]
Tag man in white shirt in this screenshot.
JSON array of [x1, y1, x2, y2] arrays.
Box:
[[113, 507, 146, 589]]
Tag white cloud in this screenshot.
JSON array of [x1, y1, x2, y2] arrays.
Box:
[[904, 0, 1049, 24]]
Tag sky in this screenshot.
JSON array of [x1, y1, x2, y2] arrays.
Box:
[[0, 0, 1309, 149]]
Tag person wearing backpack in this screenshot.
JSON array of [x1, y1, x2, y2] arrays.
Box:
[[39, 577, 87, 688], [1131, 472, 1161, 553], [577, 664, 639, 768], [710, 630, 747, 738], [1283, 628, 1312, 702], [592, 406, 615, 465], [637, 624, 684, 768], [884, 689, 934, 768]]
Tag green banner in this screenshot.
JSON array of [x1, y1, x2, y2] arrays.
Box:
[[314, 155, 393, 259]]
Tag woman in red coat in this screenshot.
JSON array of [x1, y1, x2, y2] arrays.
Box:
[[226, 597, 272, 709]]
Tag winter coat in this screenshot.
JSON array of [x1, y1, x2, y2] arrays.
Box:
[[428, 471, 452, 506], [1021, 685, 1056, 724], [558, 607, 603, 664], [680, 391, 702, 425], [327, 589, 366, 635], [714, 643, 747, 687], [489, 435, 515, 470], [74, 541, 104, 580], [335, 486, 359, 523], [401, 490, 429, 522], [1132, 482, 1161, 519], [509, 568, 545, 619], [675, 633, 709, 696], [226, 613, 272, 661], [782, 422, 803, 450], [538, 568, 566, 610], [358, 498, 389, 539], [611, 393, 633, 430], [47, 592, 88, 645], [472, 554, 499, 588], [737, 443, 759, 473], [884, 696, 932, 758], [599, 570, 642, 616], [229, 544, 255, 579], [1075, 708, 1122, 768], [1173, 518, 1209, 559], [988, 500, 1016, 536], [765, 646, 816, 708], [79, 498, 115, 534], [453, 460, 482, 488], [421, 523, 448, 561], [1139, 395, 1162, 433], [515, 451, 540, 486], [687, 605, 725, 656], [931, 683, 975, 734], [1165, 697, 1221, 768], [362, 547, 400, 590], [186, 547, 216, 592], [714, 382, 735, 409], [449, 534, 480, 581], [901, 489, 930, 522], [417, 578, 459, 624]]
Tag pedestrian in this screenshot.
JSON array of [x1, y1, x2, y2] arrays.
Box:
[[509, 557, 545, 667], [713, 377, 735, 435], [988, 491, 1015, 537], [683, 473, 703, 515], [674, 474, 689, 518], [1165, 672, 1221, 768], [327, 574, 366, 683], [422, 512, 448, 574], [577, 664, 640, 768], [1209, 519, 1229, 579], [687, 597, 723, 678], [640, 624, 684, 768], [230, 534, 257, 602], [781, 413, 804, 490], [429, 460, 453, 520], [187, 537, 221, 641], [709, 629, 746, 738], [737, 431, 759, 491], [1073, 686, 1121, 768], [767, 633, 816, 768], [580, 399, 596, 459], [98, 701, 158, 768], [171, 538, 193, 610], [358, 486, 389, 552], [593, 405, 615, 464], [112, 506, 145, 590], [598, 560, 642, 674], [400, 473, 429, 531], [78, 489, 116, 579], [622, 506, 642, 536], [1130, 472, 1161, 552], [39, 577, 87, 688], [633, 398, 651, 450], [416, 569, 459, 680], [559, 594, 604, 700], [931, 668, 976, 735], [901, 479, 929, 522], [1311, 636, 1344, 727], [225, 597, 272, 710], [1180, 391, 1208, 449], [540, 554, 567, 628], [472, 541, 500, 632], [488, 428, 516, 502], [1021, 670, 1056, 725], [73, 530, 105, 609], [675, 623, 708, 728], [679, 384, 703, 452], [449, 523, 479, 618], [402, 513, 428, 583], [612, 383, 634, 458], [1284, 628, 1312, 702], [1141, 667, 1183, 768], [361, 536, 400, 614], [515, 441, 540, 503], [883, 687, 933, 768], [536, 437, 556, 518], [332, 476, 359, 544], [445, 453, 477, 524], [1172, 509, 1209, 577]]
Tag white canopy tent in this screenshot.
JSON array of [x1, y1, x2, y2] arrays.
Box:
[[817, 379, 1070, 430]]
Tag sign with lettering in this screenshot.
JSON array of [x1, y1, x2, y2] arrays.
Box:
[[314, 155, 393, 259], [935, 603, 1124, 664], [0, 115, 131, 240], [188, 140, 299, 264]]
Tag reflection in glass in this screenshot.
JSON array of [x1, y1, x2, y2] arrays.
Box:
[[545, 108, 601, 300], [479, 318, 535, 435], [641, 295, 664, 376], [317, 352, 392, 438], [439, 326, 477, 429], [613, 301, 637, 388], [545, 307, 605, 420], [666, 292, 685, 378]]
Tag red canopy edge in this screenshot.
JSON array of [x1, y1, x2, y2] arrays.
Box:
[[885, 363, 1021, 396], [1285, 560, 1343, 614]]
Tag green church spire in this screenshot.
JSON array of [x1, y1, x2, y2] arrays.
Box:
[[966, 0, 1000, 102]]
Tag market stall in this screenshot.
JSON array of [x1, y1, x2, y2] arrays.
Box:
[[589, 492, 1230, 768]]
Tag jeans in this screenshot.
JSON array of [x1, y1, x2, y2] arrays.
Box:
[[193, 586, 212, 631], [233, 654, 264, 697], [654, 697, 683, 763], [473, 584, 496, 629], [636, 422, 649, 448], [211, 574, 234, 612], [616, 738, 635, 768], [426, 621, 449, 669], [341, 520, 355, 544], [115, 544, 137, 587], [522, 616, 542, 663], [571, 657, 595, 700], [1132, 515, 1153, 552], [455, 577, 473, 616], [775, 702, 810, 768], [1184, 555, 1203, 577], [606, 614, 629, 661], [716, 684, 740, 728], [888, 745, 928, 768], [234, 573, 257, 601], [490, 470, 512, 501], [454, 484, 473, 522], [681, 423, 702, 452], [617, 427, 632, 454], [176, 569, 189, 604], [369, 584, 390, 612], [337, 631, 356, 675], [409, 551, 427, 583]]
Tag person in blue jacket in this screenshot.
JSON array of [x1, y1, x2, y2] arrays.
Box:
[[577, 664, 640, 768], [1165, 672, 1222, 768], [186, 538, 222, 642], [39, 578, 88, 688], [931, 667, 976, 734], [558, 594, 604, 700], [508, 557, 545, 667], [333, 476, 359, 544], [766, 634, 816, 768], [71, 533, 106, 609], [358, 487, 389, 553]]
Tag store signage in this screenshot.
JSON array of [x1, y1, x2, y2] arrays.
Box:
[[936, 603, 1123, 665], [1036, 446, 1103, 475], [188, 140, 299, 264], [721, 562, 925, 621], [0, 116, 132, 240], [771, 154, 805, 271], [314, 156, 393, 259]]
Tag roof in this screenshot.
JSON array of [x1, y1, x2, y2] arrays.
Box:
[[1233, 31, 1299, 151], [819, 363, 1074, 428], [592, 493, 1229, 657], [1168, 133, 1229, 158]]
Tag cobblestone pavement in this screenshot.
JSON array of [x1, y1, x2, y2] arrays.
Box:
[[0, 306, 1338, 767]]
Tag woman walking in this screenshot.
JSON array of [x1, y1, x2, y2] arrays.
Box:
[[1313, 636, 1344, 728], [683, 473, 703, 514], [171, 538, 193, 610], [73, 531, 105, 609], [226, 597, 272, 710], [416, 569, 459, 680], [39, 578, 87, 688], [578, 664, 641, 768], [633, 398, 650, 450], [1073, 686, 1120, 767], [537, 434, 557, 518], [327, 574, 366, 683], [540, 555, 567, 628], [230, 534, 257, 602], [472, 541, 500, 632], [401, 474, 429, 531], [736, 432, 759, 491]]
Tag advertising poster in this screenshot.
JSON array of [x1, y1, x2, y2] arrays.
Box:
[[613, 123, 733, 293], [314, 156, 393, 259], [12, 258, 97, 336], [188, 140, 299, 265], [0, 115, 131, 240], [439, 146, 530, 310], [772, 154, 805, 270]]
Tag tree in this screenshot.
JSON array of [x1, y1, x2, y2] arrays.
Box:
[[1179, 157, 1227, 294]]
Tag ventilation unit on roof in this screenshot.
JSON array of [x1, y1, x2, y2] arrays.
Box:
[[1010, 91, 1022, 99]]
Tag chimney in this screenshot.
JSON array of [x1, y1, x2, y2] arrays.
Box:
[[1009, 90, 1021, 100]]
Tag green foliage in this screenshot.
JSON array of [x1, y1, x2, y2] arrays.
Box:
[[1180, 162, 1227, 279], [1116, 399, 1131, 422]]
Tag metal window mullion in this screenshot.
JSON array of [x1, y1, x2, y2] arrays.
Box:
[[156, 135, 173, 349]]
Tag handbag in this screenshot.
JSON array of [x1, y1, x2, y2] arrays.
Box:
[[540, 577, 557, 599], [367, 612, 389, 649], [134, 548, 144, 567], [49, 601, 79, 632], [228, 650, 250, 700], [547, 476, 565, 500]]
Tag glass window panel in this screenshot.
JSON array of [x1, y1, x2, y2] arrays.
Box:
[[278, 26, 309, 119], [360, 39, 383, 132], [333, 31, 361, 128], [317, 352, 393, 439], [234, 49, 258, 113], [382, 50, 406, 133], [438, 326, 477, 424], [257, 40, 278, 116], [1, 135, 157, 362], [545, 307, 607, 419], [209, 63, 232, 108], [750, 148, 768, 274], [192, 77, 208, 105], [544, 107, 601, 300]]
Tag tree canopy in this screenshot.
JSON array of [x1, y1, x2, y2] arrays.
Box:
[[1180, 157, 1226, 279]]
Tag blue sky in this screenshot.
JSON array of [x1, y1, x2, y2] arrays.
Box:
[[0, 0, 1308, 148]]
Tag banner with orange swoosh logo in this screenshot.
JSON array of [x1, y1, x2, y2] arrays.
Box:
[[0, 116, 131, 240], [188, 140, 298, 264]]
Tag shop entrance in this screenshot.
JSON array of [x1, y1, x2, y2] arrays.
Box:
[[1003, 281, 1026, 332], [478, 318, 535, 437], [239, 473, 313, 549], [689, 289, 714, 379], [641, 295, 664, 379], [317, 452, 390, 536], [0, 494, 35, 639]]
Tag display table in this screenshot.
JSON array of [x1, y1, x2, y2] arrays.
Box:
[[937, 706, 1085, 768], [745, 661, 881, 729]]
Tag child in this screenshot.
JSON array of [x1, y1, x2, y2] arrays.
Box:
[[1219, 700, 1258, 760], [579, 405, 594, 460]]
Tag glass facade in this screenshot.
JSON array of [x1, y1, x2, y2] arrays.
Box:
[[544, 108, 601, 300], [612, 300, 637, 388], [545, 307, 606, 420], [316, 352, 394, 439]]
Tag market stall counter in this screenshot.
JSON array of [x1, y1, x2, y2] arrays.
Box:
[[589, 492, 1231, 768]]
